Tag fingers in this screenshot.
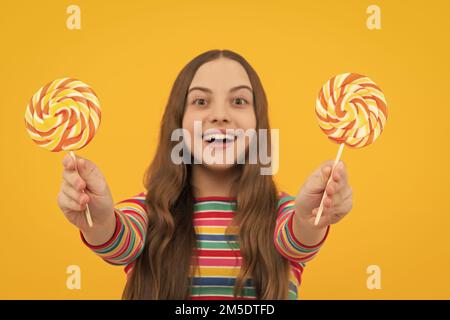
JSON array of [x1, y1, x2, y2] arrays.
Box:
[[313, 189, 353, 224], [59, 154, 92, 216], [58, 190, 87, 212], [321, 165, 332, 183], [61, 180, 89, 205], [73, 156, 98, 182], [321, 160, 347, 183], [62, 154, 86, 172], [323, 161, 349, 196], [311, 208, 331, 229], [63, 167, 86, 191], [62, 154, 76, 171], [324, 182, 352, 208], [332, 161, 348, 185], [325, 180, 343, 198], [334, 197, 353, 216], [321, 192, 333, 208], [312, 205, 338, 227]]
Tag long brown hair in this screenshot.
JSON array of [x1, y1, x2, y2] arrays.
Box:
[[122, 49, 290, 299]]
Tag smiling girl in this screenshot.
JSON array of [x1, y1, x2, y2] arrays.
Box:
[[57, 49, 353, 300]]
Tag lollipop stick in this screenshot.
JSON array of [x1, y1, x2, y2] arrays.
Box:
[[69, 151, 93, 228], [314, 143, 345, 226]]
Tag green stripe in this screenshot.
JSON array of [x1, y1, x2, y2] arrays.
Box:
[[119, 214, 137, 259], [95, 214, 126, 254], [277, 195, 295, 210], [191, 286, 256, 297], [190, 286, 298, 299], [194, 202, 237, 211], [128, 213, 145, 236], [284, 224, 319, 253], [196, 240, 240, 250], [288, 290, 297, 300], [279, 204, 295, 216]]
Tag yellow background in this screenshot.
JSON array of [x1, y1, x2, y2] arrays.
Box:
[[1, 0, 449, 299]]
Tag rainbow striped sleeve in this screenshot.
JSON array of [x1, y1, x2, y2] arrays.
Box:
[[273, 192, 330, 263], [80, 192, 148, 266]]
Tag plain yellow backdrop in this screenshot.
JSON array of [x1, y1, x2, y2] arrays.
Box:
[[1, 0, 449, 299]]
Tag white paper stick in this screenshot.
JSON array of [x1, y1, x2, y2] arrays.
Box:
[[314, 143, 345, 226], [69, 151, 93, 227]]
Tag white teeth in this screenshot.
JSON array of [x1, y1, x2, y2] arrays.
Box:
[[203, 133, 235, 143]]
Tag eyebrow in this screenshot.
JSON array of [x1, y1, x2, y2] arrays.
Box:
[[187, 85, 253, 95]]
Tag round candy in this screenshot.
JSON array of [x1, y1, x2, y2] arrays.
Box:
[[315, 73, 387, 148], [25, 78, 101, 152]]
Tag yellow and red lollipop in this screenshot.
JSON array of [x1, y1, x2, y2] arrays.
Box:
[[314, 73, 387, 225], [25, 78, 101, 227]]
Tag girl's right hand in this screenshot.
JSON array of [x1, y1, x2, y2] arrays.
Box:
[[57, 154, 115, 233]]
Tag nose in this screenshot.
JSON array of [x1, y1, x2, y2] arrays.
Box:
[[207, 103, 230, 124]]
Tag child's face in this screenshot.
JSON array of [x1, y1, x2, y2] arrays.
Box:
[[182, 57, 257, 171]]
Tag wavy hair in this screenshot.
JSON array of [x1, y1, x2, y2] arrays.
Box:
[[122, 49, 290, 299]]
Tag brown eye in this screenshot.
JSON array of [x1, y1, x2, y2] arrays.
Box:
[[234, 98, 248, 105], [193, 98, 207, 106]]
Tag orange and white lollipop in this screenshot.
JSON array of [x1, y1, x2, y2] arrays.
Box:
[[314, 73, 387, 225], [25, 78, 101, 152], [25, 78, 101, 227]]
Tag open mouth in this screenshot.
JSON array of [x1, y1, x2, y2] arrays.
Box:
[[202, 132, 237, 146]]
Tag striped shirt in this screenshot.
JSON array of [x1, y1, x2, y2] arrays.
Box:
[[80, 191, 329, 299]]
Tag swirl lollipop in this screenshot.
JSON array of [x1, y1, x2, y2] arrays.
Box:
[[314, 73, 387, 225], [25, 78, 101, 227]]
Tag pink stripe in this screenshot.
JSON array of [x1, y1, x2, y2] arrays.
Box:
[[190, 296, 256, 300], [197, 257, 242, 267], [194, 219, 232, 226]]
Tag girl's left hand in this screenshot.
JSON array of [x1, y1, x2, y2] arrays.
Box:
[[295, 160, 353, 228]]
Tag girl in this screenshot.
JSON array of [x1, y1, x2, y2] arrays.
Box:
[[57, 49, 353, 300]]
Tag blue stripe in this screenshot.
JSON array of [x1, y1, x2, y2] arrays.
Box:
[[119, 215, 137, 260], [277, 195, 295, 211], [191, 277, 298, 296], [284, 223, 317, 253], [95, 219, 125, 254], [191, 277, 254, 286], [197, 234, 237, 241], [289, 282, 297, 294]]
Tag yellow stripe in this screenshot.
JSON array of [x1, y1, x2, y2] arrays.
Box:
[[192, 266, 241, 277], [116, 202, 145, 215], [194, 226, 229, 234]]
